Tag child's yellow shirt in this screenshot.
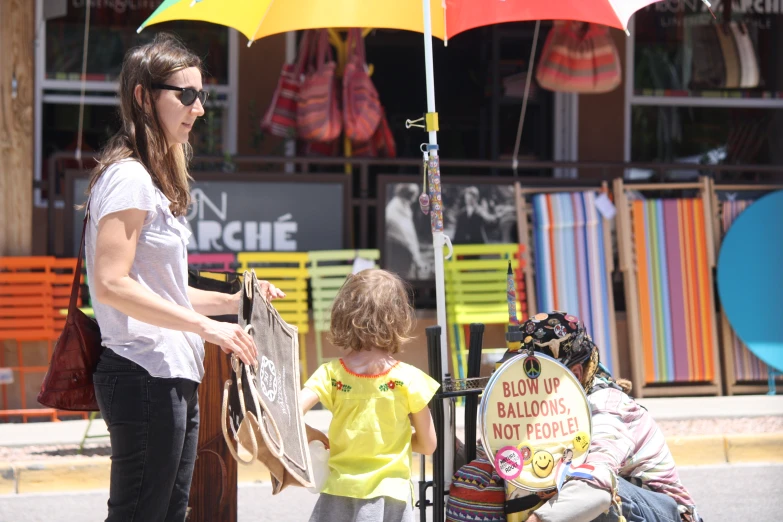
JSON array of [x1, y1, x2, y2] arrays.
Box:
[[304, 359, 440, 502]]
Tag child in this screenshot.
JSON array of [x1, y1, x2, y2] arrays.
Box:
[[300, 269, 440, 522]]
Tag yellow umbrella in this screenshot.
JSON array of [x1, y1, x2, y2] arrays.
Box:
[[138, 0, 446, 42]]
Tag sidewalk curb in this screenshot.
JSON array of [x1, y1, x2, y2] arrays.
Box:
[[2, 434, 781, 495]]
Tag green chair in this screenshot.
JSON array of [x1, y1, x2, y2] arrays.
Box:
[[444, 244, 526, 380]]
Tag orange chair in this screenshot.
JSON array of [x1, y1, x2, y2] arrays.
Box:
[[0, 272, 58, 422], [0, 257, 87, 422]]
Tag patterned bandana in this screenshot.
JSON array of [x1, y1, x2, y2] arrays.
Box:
[[512, 311, 599, 391]]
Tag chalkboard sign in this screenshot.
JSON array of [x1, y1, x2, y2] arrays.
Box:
[[66, 171, 349, 257]]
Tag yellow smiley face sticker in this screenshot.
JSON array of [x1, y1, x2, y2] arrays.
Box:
[[573, 431, 591, 453], [531, 450, 555, 478]]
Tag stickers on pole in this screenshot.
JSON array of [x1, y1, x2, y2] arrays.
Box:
[[479, 352, 592, 492]]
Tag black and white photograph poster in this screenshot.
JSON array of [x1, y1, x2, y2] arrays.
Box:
[[382, 178, 517, 281]]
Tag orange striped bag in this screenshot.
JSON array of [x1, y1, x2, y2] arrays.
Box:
[[297, 30, 342, 142], [535, 22, 621, 94]]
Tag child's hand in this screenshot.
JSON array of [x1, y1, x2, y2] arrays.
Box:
[[306, 424, 330, 450]]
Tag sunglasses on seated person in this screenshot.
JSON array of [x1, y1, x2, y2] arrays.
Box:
[[151, 83, 209, 106]]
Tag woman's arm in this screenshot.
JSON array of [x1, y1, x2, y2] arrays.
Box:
[[187, 283, 286, 317], [410, 406, 437, 455], [93, 208, 257, 365], [186, 287, 235, 317]]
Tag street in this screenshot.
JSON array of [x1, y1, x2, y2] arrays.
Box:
[[0, 463, 780, 522]]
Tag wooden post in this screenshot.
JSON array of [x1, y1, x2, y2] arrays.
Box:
[[188, 342, 238, 522], [0, 0, 34, 256]]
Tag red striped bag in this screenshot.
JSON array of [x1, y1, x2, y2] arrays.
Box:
[[535, 22, 621, 94], [352, 106, 396, 158], [261, 31, 314, 138], [297, 30, 342, 143], [343, 29, 382, 143]]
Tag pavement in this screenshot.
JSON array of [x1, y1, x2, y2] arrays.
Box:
[[0, 395, 781, 496], [3, 464, 782, 522]]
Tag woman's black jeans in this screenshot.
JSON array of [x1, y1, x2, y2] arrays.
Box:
[[93, 348, 200, 522]]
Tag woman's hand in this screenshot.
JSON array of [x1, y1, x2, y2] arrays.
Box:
[[229, 280, 286, 310], [258, 280, 286, 300], [200, 319, 257, 366]]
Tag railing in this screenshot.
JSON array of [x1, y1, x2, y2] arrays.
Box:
[[43, 151, 782, 256]]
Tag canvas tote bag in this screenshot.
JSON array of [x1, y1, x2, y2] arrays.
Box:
[[221, 270, 315, 494]]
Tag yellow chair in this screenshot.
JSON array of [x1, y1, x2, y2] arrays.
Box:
[[444, 244, 525, 380], [236, 252, 310, 381], [308, 250, 381, 369]]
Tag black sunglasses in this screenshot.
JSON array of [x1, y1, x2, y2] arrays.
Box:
[[151, 83, 209, 106]]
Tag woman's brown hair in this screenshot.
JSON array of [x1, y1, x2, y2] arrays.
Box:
[[330, 269, 416, 354], [86, 33, 202, 216]]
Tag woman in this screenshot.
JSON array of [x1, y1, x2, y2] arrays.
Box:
[[86, 34, 284, 522]]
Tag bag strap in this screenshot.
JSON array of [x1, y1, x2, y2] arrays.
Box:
[[293, 31, 313, 78], [355, 29, 367, 66], [316, 30, 333, 70], [67, 201, 90, 324], [221, 376, 257, 465], [346, 29, 367, 67]]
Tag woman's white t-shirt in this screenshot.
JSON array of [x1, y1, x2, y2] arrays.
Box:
[[85, 159, 204, 382]]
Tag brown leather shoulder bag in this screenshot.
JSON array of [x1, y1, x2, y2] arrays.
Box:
[[38, 207, 103, 411]]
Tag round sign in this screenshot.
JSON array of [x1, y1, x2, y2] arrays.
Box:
[[479, 352, 592, 491], [494, 446, 524, 481]]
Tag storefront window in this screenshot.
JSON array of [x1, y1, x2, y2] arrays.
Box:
[[631, 105, 783, 164], [45, 1, 228, 83], [633, 2, 783, 98], [627, 2, 783, 171], [37, 2, 236, 206]]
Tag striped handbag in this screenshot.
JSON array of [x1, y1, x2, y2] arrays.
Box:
[[343, 28, 382, 142], [297, 30, 342, 143], [351, 106, 396, 158], [535, 22, 621, 94], [261, 31, 314, 138]]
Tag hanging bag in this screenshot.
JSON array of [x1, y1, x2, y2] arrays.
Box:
[[372, 106, 396, 158], [261, 31, 315, 138], [38, 204, 104, 411], [297, 30, 342, 143], [535, 22, 621, 94], [342, 28, 382, 143], [221, 270, 315, 494], [353, 106, 396, 158]]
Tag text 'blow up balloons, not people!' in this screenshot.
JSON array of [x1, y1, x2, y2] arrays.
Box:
[[479, 353, 593, 492]]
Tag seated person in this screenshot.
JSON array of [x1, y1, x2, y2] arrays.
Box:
[[500, 311, 701, 522]]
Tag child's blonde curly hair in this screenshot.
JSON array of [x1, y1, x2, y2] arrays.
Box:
[[329, 269, 415, 354]]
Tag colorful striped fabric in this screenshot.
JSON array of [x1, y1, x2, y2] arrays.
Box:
[[445, 456, 506, 522], [721, 200, 774, 382], [531, 192, 615, 372], [631, 199, 715, 384]]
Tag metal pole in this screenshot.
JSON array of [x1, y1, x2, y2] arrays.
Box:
[[421, 0, 454, 494]]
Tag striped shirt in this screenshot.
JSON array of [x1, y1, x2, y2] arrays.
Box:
[[582, 376, 698, 517]]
